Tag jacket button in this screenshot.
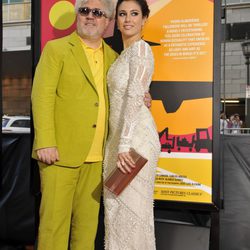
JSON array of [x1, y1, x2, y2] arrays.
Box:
[[95, 102, 99, 107], [92, 124, 96, 128]]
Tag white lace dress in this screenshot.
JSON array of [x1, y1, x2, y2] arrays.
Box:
[[103, 40, 161, 250]]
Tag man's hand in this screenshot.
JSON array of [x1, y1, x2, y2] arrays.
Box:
[[117, 152, 135, 174], [36, 147, 59, 165], [144, 92, 152, 108]]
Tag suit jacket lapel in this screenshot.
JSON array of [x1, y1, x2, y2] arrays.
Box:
[[102, 40, 111, 147], [103, 41, 108, 89], [102, 41, 112, 103], [103, 40, 116, 91], [68, 32, 97, 91]]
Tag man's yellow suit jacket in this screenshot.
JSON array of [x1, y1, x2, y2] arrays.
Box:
[[31, 31, 117, 167]]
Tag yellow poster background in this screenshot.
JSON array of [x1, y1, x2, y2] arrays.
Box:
[[145, 0, 214, 203], [144, 0, 214, 82]]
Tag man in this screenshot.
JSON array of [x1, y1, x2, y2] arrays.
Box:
[[31, 0, 116, 249]]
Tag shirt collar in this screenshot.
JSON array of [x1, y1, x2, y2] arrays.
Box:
[[78, 35, 103, 51]]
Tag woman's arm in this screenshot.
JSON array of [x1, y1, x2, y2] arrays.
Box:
[[117, 41, 154, 173]]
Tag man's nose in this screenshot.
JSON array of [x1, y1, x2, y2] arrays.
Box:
[[86, 13, 95, 19], [85, 10, 96, 18]]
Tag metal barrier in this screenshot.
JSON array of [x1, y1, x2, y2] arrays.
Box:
[[222, 128, 250, 134]]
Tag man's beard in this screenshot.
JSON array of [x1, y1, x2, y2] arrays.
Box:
[[77, 22, 101, 40]]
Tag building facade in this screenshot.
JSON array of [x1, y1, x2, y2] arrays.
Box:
[[2, 0, 31, 115], [221, 0, 250, 122]]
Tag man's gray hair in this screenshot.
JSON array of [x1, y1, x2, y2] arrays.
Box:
[[75, 0, 115, 19]]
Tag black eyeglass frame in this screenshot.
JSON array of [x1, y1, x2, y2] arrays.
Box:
[[78, 7, 107, 18]]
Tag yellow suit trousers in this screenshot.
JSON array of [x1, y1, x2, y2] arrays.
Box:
[[37, 162, 102, 250]]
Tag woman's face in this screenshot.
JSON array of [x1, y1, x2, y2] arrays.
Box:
[[117, 0, 146, 41]]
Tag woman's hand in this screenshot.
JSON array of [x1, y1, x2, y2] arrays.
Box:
[[117, 152, 136, 174], [144, 92, 152, 108]]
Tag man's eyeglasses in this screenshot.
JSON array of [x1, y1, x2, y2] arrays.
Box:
[[78, 7, 107, 18]]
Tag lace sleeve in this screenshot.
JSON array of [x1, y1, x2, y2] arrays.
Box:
[[118, 41, 154, 153]]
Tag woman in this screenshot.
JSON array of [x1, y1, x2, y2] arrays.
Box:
[[103, 0, 161, 249]]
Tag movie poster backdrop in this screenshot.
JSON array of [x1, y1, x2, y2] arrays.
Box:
[[39, 0, 216, 204]]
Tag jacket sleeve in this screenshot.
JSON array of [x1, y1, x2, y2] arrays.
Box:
[[31, 41, 64, 150]]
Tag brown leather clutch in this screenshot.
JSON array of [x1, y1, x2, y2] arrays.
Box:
[[104, 148, 148, 196]]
